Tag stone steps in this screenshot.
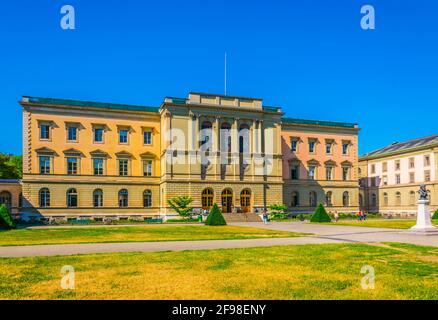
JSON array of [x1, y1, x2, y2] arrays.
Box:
[[223, 213, 262, 223]]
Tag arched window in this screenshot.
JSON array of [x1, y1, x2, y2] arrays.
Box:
[[325, 191, 333, 207], [93, 189, 103, 208], [371, 193, 377, 207], [395, 192, 401, 206], [240, 189, 251, 213], [0, 191, 12, 210], [143, 190, 152, 207], [409, 191, 416, 206], [201, 188, 214, 209], [239, 124, 250, 154], [342, 191, 350, 207], [309, 191, 317, 207], [291, 191, 299, 207], [39, 188, 50, 207], [66, 188, 78, 207], [383, 193, 388, 206], [118, 189, 128, 207]]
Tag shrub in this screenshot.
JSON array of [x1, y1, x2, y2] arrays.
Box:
[[205, 203, 227, 226], [268, 204, 288, 220], [432, 209, 438, 220], [310, 204, 332, 223], [0, 205, 16, 229]]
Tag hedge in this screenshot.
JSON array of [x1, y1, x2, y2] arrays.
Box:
[[0, 204, 16, 229], [205, 203, 227, 226], [310, 204, 332, 223]]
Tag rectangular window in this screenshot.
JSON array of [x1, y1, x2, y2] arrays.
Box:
[[425, 170, 431, 182], [143, 160, 153, 176], [143, 131, 152, 145], [67, 157, 78, 175], [39, 156, 51, 174], [395, 160, 401, 171], [291, 139, 298, 153], [94, 128, 104, 143], [371, 164, 376, 174], [93, 158, 104, 175], [40, 124, 50, 140], [326, 167, 333, 180], [308, 141, 316, 154], [424, 155, 431, 167], [290, 165, 299, 180], [67, 127, 77, 142], [119, 159, 129, 176], [409, 157, 415, 169], [342, 167, 350, 181], [382, 175, 388, 186], [308, 165, 316, 180], [119, 129, 129, 144], [396, 174, 401, 184], [382, 162, 388, 172], [325, 142, 332, 154], [409, 172, 415, 184], [342, 142, 349, 155]]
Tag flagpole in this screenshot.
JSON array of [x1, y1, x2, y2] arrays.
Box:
[[224, 52, 227, 96]]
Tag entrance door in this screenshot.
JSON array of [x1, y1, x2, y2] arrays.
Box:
[[221, 189, 233, 213], [240, 189, 251, 213]]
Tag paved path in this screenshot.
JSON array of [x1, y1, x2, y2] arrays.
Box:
[[0, 222, 436, 258]]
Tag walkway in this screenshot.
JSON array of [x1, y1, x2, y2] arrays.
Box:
[[0, 222, 436, 258]]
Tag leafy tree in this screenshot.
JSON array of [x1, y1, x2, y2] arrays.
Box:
[[167, 196, 194, 219], [0, 204, 16, 229], [0, 153, 22, 179], [310, 203, 332, 223], [268, 204, 288, 220], [205, 203, 227, 226]]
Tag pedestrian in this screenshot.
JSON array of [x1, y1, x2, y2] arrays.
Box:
[[363, 211, 367, 221], [262, 210, 268, 224], [358, 210, 363, 221], [334, 211, 339, 223]]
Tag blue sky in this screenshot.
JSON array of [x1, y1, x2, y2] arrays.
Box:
[[1, 0, 437, 155]]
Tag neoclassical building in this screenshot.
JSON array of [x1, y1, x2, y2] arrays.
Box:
[[359, 134, 438, 216], [0, 92, 360, 221]]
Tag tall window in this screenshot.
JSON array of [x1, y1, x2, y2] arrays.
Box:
[[371, 164, 376, 174], [67, 188, 78, 207], [0, 192, 12, 210], [220, 122, 231, 157], [290, 164, 300, 180], [143, 131, 152, 145], [291, 191, 299, 207], [93, 189, 103, 208], [409, 172, 415, 184], [325, 142, 332, 154], [67, 157, 78, 175], [326, 191, 333, 207], [395, 160, 401, 171], [94, 128, 103, 143], [342, 191, 350, 207], [40, 124, 50, 140], [325, 166, 333, 180], [202, 188, 214, 209], [409, 191, 416, 206], [291, 139, 298, 153], [119, 159, 129, 176], [67, 127, 77, 141], [239, 124, 250, 154], [308, 140, 316, 153], [342, 166, 350, 181], [118, 189, 128, 207], [143, 160, 153, 176], [395, 174, 401, 184], [409, 157, 415, 169], [143, 190, 152, 207], [382, 162, 388, 172], [39, 156, 51, 174], [424, 170, 431, 182], [395, 192, 401, 206], [342, 142, 349, 155], [382, 175, 388, 186], [424, 155, 431, 167], [309, 191, 317, 207], [39, 188, 50, 207], [308, 165, 316, 180], [93, 158, 104, 175], [119, 129, 129, 144], [383, 193, 388, 206]]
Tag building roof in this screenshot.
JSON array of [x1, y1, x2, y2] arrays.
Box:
[[22, 96, 159, 113], [361, 134, 438, 159], [0, 179, 21, 184], [282, 117, 358, 129], [189, 92, 263, 101]]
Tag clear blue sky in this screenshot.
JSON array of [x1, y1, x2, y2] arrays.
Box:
[[1, 0, 437, 155]]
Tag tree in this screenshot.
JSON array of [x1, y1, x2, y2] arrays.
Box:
[[167, 196, 194, 220], [0, 153, 22, 179], [0, 204, 16, 229], [310, 203, 332, 223], [432, 209, 438, 220], [268, 204, 288, 220], [205, 203, 227, 226]]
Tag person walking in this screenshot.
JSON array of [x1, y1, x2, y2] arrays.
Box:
[[262, 210, 268, 224], [334, 211, 339, 223]]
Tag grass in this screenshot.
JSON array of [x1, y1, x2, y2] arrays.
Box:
[[0, 225, 305, 246], [319, 219, 438, 229], [0, 242, 437, 299]]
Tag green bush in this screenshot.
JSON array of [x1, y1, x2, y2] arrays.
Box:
[[310, 204, 332, 223], [0, 205, 16, 229], [432, 209, 438, 220], [205, 203, 227, 226], [268, 204, 288, 220]]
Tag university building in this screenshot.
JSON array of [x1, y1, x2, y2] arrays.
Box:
[[359, 135, 438, 216], [0, 92, 360, 222]]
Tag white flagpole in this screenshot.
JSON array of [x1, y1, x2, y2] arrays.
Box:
[[224, 52, 227, 96]]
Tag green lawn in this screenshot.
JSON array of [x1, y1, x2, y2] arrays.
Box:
[[320, 219, 438, 229], [0, 225, 305, 246], [0, 242, 437, 300]]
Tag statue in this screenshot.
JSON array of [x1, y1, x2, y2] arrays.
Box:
[[418, 185, 429, 201]]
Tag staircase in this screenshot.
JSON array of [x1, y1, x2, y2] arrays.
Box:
[[223, 213, 262, 223]]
